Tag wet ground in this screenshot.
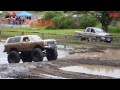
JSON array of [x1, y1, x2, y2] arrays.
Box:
[[0, 42, 120, 79], [60, 64, 120, 78]]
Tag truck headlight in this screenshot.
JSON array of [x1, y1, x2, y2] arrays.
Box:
[[44, 41, 47, 45], [101, 37, 105, 40]]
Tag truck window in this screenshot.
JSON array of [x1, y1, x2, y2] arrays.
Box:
[[7, 37, 21, 43], [29, 35, 42, 41], [86, 28, 90, 32], [91, 29, 95, 33], [23, 37, 30, 42]]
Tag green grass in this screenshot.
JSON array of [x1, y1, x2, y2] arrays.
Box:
[[111, 33, 120, 36], [0, 27, 83, 34], [109, 26, 120, 33], [0, 27, 83, 39], [0, 27, 120, 46]]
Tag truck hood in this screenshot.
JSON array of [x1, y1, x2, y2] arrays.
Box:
[[44, 39, 56, 42], [44, 39, 57, 45], [96, 32, 111, 36]]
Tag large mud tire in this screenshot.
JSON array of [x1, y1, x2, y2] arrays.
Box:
[[46, 49, 58, 61], [8, 51, 20, 63], [21, 52, 32, 63], [31, 48, 43, 62]]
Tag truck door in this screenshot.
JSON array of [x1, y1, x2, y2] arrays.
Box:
[[90, 28, 96, 40], [21, 37, 32, 51], [91, 28, 95, 33]]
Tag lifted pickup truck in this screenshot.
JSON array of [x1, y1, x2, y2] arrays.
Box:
[[75, 27, 112, 43], [4, 35, 58, 63]]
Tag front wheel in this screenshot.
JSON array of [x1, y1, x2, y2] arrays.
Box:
[[105, 38, 112, 43], [31, 48, 43, 62], [46, 49, 58, 61], [8, 51, 20, 63]]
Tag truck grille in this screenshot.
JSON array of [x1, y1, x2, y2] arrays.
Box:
[[47, 41, 55, 45]]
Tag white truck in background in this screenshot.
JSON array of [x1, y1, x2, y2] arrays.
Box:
[[75, 27, 112, 43]]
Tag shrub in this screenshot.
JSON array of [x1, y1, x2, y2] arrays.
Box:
[[52, 16, 80, 29], [108, 26, 120, 33], [42, 11, 64, 20]]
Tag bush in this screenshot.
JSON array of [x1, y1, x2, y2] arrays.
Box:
[[51, 14, 98, 29], [108, 26, 120, 33], [52, 16, 80, 29], [42, 11, 64, 20], [78, 14, 98, 29]]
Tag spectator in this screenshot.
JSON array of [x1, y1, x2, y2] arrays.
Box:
[[29, 17, 31, 20], [22, 18, 25, 24], [19, 18, 22, 25]]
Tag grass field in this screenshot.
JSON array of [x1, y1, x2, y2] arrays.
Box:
[[0, 27, 119, 38], [0, 27, 83, 38], [0, 27, 120, 46], [0, 27, 83, 34]]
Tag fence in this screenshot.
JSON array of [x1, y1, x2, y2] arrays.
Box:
[[0, 30, 120, 44]]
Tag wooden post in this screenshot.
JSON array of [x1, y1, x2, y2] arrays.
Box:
[[89, 36, 92, 42], [64, 35, 67, 39], [0, 30, 1, 41], [42, 33, 44, 39], [21, 31, 24, 35]]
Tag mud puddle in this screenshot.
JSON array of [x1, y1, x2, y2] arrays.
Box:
[[57, 45, 74, 50], [70, 49, 120, 59], [59, 64, 120, 78]]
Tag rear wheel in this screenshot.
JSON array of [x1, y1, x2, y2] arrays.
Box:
[[79, 36, 83, 41], [96, 37, 101, 42], [46, 49, 58, 61], [31, 48, 43, 62], [8, 51, 20, 63]]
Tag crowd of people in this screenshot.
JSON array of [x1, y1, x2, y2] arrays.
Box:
[[5, 11, 31, 25]]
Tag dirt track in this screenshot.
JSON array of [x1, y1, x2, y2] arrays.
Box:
[[0, 44, 120, 79]]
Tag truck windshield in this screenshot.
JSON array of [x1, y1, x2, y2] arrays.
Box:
[[30, 35, 42, 41], [95, 28, 106, 33]]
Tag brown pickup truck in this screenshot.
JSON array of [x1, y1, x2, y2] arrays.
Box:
[[4, 35, 58, 63]]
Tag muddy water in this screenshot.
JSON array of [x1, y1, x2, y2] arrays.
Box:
[[57, 45, 74, 50], [57, 45, 120, 59], [60, 64, 120, 78], [73, 49, 120, 59]]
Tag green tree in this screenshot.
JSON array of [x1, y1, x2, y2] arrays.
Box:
[[87, 11, 118, 32], [78, 14, 98, 28], [92, 11, 113, 32], [67, 11, 115, 32]]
